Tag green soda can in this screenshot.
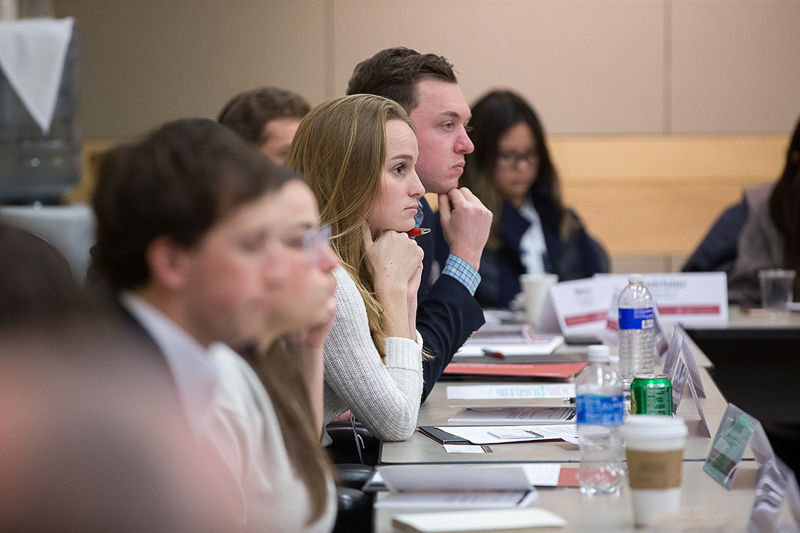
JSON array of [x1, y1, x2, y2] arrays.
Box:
[[630, 374, 673, 415]]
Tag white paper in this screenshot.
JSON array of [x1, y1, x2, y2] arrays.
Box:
[[443, 444, 488, 454], [456, 336, 565, 357], [521, 463, 562, 486], [456, 326, 565, 356], [448, 406, 575, 424], [446, 384, 576, 400], [369, 463, 563, 487], [391, 508, 567, 532], [377, 490, 537, 509], [379, 464, 535, 492], [439, 424, 578, 445]]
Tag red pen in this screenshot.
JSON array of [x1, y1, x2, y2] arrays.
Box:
[[407, 228, 431, 238]]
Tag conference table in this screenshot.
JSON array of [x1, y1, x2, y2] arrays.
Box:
[[372, 328, 788, 532], [373, 462, 766, 532], [684, 305, 800, 425]]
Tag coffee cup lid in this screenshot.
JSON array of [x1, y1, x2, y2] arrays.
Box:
[[621, 415, 688, 439]]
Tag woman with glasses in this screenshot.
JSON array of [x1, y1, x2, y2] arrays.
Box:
[[202, 173, 340, 532], [287, 94, 426, 447], [443, 90, 608, 308], [231, 175, 341, 532]]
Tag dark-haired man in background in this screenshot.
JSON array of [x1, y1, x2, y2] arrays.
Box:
[[348, 47, 492, 401], [218, 86, 310, 165]]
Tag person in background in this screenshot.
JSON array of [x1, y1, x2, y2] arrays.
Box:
[[218, 86, 310, 165], [681, 196, 751, 274], [287, 94, 425, 446], [90, 118, 334, 532], [728, 117, 800, 305], [452, 90, 608, 309], [346, 47, 491, 402]]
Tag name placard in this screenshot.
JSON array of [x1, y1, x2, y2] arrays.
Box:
[[538, 278, 616, 337], [595, 272, 729, 327], [669, 359, 711, 437], [704, 404, 757, 489]]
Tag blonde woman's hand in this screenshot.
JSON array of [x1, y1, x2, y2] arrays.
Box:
[[362, 223, 423, 339], [362, 223, 424, 293]]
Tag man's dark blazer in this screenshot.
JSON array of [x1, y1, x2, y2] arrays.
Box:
[[415, 197, 485, 402], [107, 296, 188, 418]]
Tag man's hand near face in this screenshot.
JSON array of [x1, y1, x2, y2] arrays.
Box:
[[438, 187, 492, 271]]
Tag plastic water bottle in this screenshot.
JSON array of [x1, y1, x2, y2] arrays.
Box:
[[618, 274, 655, 393], [576, 345, 626, 495]]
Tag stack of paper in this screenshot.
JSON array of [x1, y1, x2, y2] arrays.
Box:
[[447, 406, 575, 424], [456, 324, 564, 357], [443, 363, 585, 379], [392, 508, 566, 532], [435, 425, 579, 445], [376, 464, 541, 509]]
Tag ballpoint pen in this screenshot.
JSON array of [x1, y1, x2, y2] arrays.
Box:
[[481, 348, 504, 359], [406, 228, 431, 238]]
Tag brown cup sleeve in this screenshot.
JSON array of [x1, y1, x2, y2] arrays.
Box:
[[625, 449, 684, 489]]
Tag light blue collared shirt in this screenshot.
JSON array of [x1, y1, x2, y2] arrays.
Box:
[[416, 200, 481, 295]]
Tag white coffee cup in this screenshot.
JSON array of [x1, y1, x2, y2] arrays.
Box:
[[621, 415, 688, 527], [519, 273, 558, 326]]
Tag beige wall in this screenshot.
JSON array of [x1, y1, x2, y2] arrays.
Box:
[[52, 0, 799, 265], [53, 0, 800, 139], [54, 0, 327, 138]]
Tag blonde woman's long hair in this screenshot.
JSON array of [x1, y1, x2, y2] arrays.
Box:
[[286, 94, 414, 361]]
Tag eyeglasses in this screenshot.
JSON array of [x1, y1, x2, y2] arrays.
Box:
[[301, 224, 332, 265], [496, 149, 539, 170]]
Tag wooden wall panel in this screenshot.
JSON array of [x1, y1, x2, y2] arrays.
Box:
[[426, 135, 788, 257], [550, 135, 788, 255]]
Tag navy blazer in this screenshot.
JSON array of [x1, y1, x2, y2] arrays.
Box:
[[415, 197, 485, 402], [108, 297, 188, 418], [682, 199, 747, 274]]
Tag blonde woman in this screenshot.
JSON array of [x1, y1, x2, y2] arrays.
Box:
[[287, 94, 426, 446]]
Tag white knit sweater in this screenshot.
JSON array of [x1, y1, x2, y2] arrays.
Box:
[[322, 266, 423, 446]]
